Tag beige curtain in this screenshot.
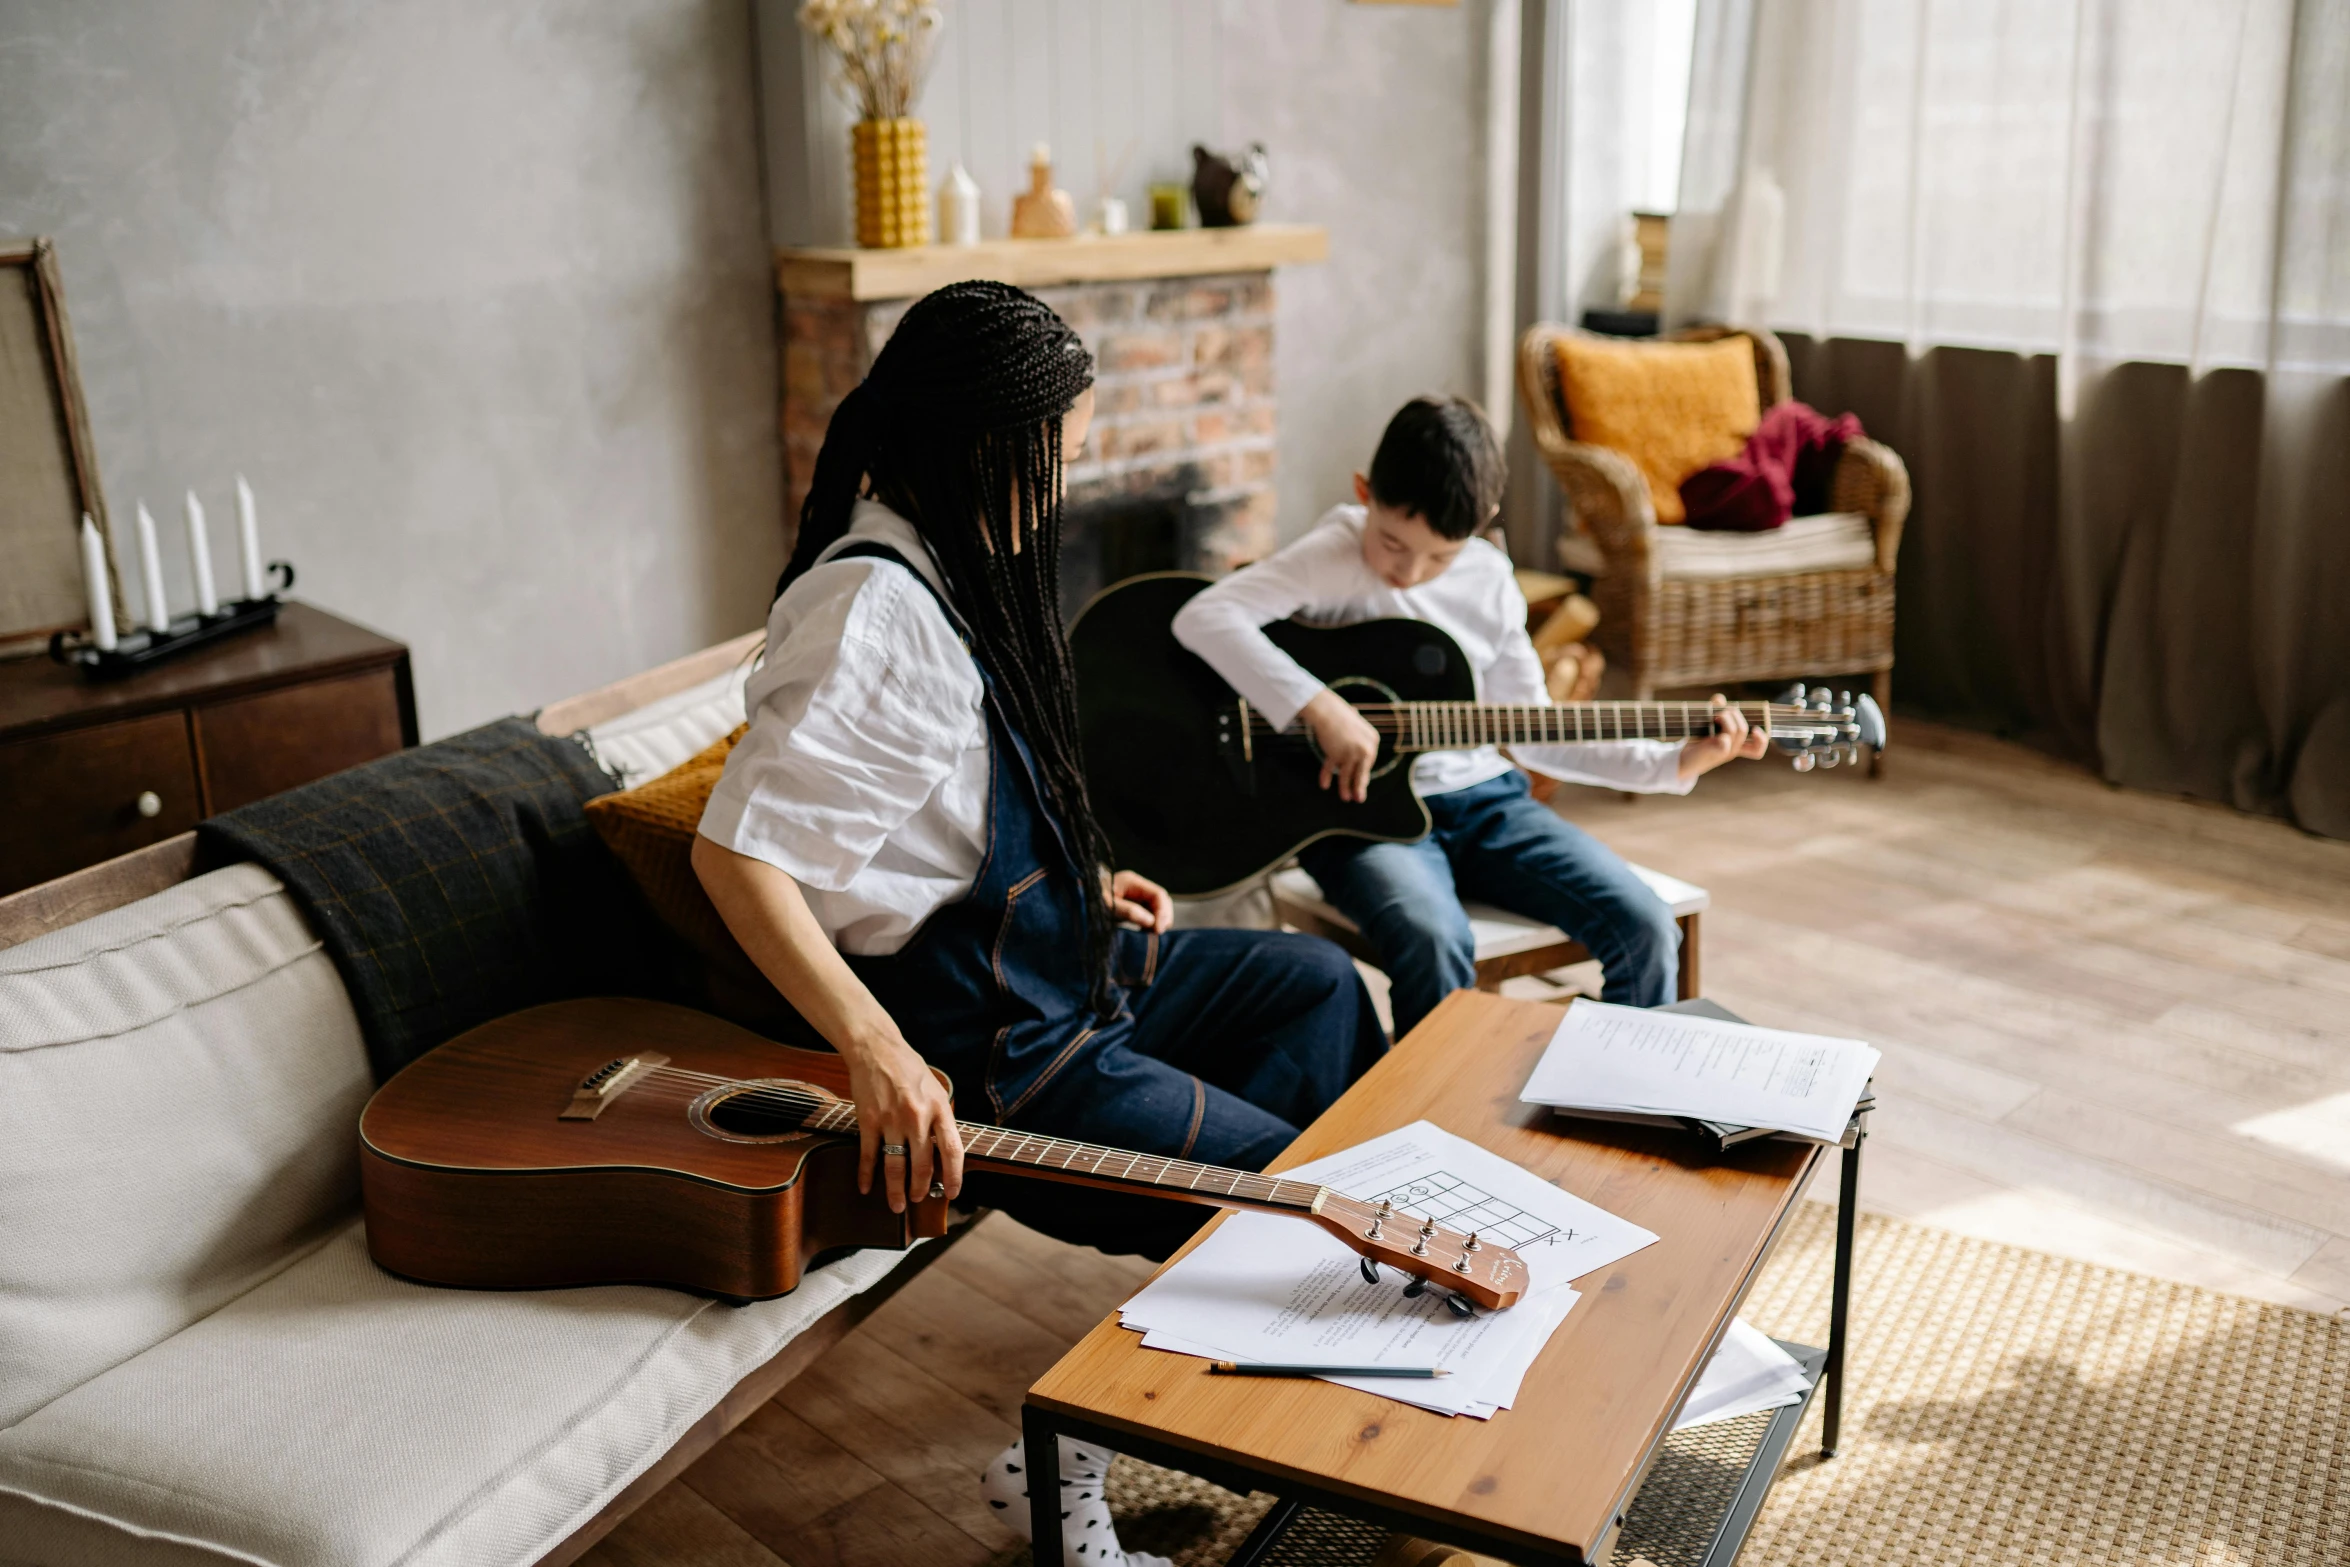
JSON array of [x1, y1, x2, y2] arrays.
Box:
[[1684, 0, 2350, 835]]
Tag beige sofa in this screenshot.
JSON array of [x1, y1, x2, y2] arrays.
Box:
[[0, 635, 963, 1567]]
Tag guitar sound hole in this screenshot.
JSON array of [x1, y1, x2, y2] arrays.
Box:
[[704, 1084, 821, 1139]]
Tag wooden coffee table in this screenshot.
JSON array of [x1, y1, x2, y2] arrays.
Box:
[[1023, 990, 1865, 1566]]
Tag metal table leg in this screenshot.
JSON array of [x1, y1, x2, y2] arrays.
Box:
[[1024, 1405, 1065, 1566], [1821, 1125, 1864, 1457]]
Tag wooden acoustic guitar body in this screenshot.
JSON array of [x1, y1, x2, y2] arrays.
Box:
[[1070, 573, 1473, 896], [360, 998, 950, 1302]]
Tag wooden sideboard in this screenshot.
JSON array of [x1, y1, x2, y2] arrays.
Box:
[[0, 601, 416, 896]]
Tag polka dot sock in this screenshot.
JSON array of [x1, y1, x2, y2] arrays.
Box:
[[978, 1436, 1174, 1567]]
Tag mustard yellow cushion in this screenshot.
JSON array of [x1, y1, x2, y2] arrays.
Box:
[[585, 725, 794, 1027], [1552, 336, 1760, 524]]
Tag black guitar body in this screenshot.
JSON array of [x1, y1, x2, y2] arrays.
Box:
[[1070, 573, 1472, 897]]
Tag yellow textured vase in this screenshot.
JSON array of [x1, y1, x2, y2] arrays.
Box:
[[853, 118, 931, 249]]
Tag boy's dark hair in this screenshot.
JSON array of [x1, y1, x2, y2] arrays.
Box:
[[1366, 395, 1506, 540]]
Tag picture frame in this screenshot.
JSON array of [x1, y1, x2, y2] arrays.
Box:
[[0, 236, 121, 656]]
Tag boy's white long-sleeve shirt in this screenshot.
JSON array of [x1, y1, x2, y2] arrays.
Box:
[[1170, 504, 1692, 797]]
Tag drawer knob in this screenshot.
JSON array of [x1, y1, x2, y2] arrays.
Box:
[[136, 791, 162, 819]]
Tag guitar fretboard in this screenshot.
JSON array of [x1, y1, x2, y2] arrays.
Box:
[[802, 1101, 1326, 1212], [1396, 699, 1775, 751]]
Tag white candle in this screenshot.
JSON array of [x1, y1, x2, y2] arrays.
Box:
[[235, 474, 265, 601], [135, 502, 170, 632], [80, 514, 118, 652], [184, 489, 218, 615]]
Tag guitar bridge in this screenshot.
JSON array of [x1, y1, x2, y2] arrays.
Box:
[[559, 1052, 670, 1120], [1215, 699, 1257, 796]]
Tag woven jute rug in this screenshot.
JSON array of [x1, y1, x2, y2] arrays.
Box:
[[995, 1205, 2350, 1566]]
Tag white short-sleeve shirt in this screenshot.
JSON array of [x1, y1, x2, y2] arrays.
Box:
[[696, 500, 992, 955]]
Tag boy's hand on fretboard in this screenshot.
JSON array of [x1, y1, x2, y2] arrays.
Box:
[[1677, 695, 1773, 780]]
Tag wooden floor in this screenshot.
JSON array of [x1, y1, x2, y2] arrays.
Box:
[[581, 719, 2350, 1566]]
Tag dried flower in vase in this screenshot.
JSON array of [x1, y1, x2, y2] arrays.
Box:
[[797, 0, 945, 121]]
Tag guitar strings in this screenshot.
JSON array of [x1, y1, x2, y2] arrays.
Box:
[[601, 1065, 1396, 1226]]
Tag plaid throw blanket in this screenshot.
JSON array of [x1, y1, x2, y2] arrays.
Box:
[[199, 717, 663, 1081]]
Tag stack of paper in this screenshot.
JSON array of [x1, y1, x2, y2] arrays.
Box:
[[1673, 1320, 1813, 1430], [1521, 1001, 1880, 1143], [1118, 1122, 1657, 1418]]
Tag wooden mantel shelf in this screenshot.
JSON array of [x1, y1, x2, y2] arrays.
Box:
[[775, 224, 1328, 302]]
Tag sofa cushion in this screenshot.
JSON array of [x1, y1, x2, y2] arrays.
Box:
[[1557, 510, 1877, 582], [0, 1223, 916, 1567], [0, 864, 371, 1429], [1552, 335, 1760, 524], [581, 661, 752, 790]]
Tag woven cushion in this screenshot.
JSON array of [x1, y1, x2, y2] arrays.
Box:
[[1552, 336, 1760, 524], [1559, 511, 1877, 582], [0, 1221, 915, 1567], [584, 727, 795, 1029], [0, 863, 371, 1428]]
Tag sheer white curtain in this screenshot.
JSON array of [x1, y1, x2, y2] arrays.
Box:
[[1669, 0, 2350, 835], [1689, 0, 2350, 383]]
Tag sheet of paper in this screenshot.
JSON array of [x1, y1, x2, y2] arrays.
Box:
[[1118, 1121, 1653, 1416], [1521, 1001, 1879, 1143], [1672, 1319, 1812, 1430]]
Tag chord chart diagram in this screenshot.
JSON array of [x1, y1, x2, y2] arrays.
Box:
[[1363, 1171, 1571, 1251]]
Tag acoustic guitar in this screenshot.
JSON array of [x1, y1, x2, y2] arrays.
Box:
[[359, 997, 1526, 1311], [1070, 574, 1886, 896]]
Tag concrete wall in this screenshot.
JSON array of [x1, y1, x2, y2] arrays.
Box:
[[1221, 1, 1492, 543], [0, 1, 783, 738]]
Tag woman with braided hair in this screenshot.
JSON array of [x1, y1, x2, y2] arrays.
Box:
[[693, 281, 1384, 1262]]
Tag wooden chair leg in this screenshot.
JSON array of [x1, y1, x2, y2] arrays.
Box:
[[1676, 912, 1701, 1001], [1869, 671, 1891, 779]]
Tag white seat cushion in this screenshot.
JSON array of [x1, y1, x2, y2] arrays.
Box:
[[581, 661, 751, 789], [1270, 863, 1707, 961], [1557, 511, 1877, 582], [0, 1223, 917, 1567], [0, 864, 372, 1428]]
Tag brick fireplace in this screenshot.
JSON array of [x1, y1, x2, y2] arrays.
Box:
[[775, 228, 1327, 611]]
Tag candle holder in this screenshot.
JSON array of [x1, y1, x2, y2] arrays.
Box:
[[50, 561, 296, 679]]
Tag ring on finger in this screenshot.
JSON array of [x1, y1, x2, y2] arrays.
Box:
[[880, 1142, 909, 1157]]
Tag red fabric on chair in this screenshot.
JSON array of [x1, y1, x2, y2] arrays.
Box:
[[1679, 401, 1865, 531]]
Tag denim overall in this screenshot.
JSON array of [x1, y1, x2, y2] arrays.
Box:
[[825, 543, 1385, 1257]]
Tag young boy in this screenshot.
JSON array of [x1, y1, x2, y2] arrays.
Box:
[[1172, 395, 1766, 1036]]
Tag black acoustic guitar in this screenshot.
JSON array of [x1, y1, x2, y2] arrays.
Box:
[[1069, 573, 1884, 897]]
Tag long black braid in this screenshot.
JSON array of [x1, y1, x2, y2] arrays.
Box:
[[779, 282, 1122, 1019]]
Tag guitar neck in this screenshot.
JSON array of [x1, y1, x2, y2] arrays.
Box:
[[801, 1101, 1328, 1216], [1393, 699, 1774, 752]]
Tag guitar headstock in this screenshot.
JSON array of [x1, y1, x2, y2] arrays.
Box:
[[1313, 1193, 1527, 1311], [1766, 684, 1887, 772]]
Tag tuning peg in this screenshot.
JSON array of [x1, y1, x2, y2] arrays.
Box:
[[1820, 748, 1842, 769], [1462, 1232, 1480, 1252], [1359, 1256, 1381, 1285], [1402, 1277, 1428, 1299], [1793, 751, 1817, 772], [1444, 1294, 1476, 1319]]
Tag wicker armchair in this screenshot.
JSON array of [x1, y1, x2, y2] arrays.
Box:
[[1516, 322, 1910, 744]]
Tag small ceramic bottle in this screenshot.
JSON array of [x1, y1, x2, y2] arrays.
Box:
[[939, 164, 982, 247], [1010, 144, 1077, 239]]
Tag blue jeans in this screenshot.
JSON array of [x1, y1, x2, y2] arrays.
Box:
[[960, 927, 1387, 1260], [1298, 770, 1679, 1036]]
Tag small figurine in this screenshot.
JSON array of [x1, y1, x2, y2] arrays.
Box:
[[1010, 144, 1077, 239], [1191, 143, 1269, 228]]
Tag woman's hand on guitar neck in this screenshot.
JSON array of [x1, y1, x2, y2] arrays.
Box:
[[841, 1034, 966, 1214], [1300, 687, 1382, 803], [1677, 694, 1773, 780], [691, 836, 966, 1212]]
